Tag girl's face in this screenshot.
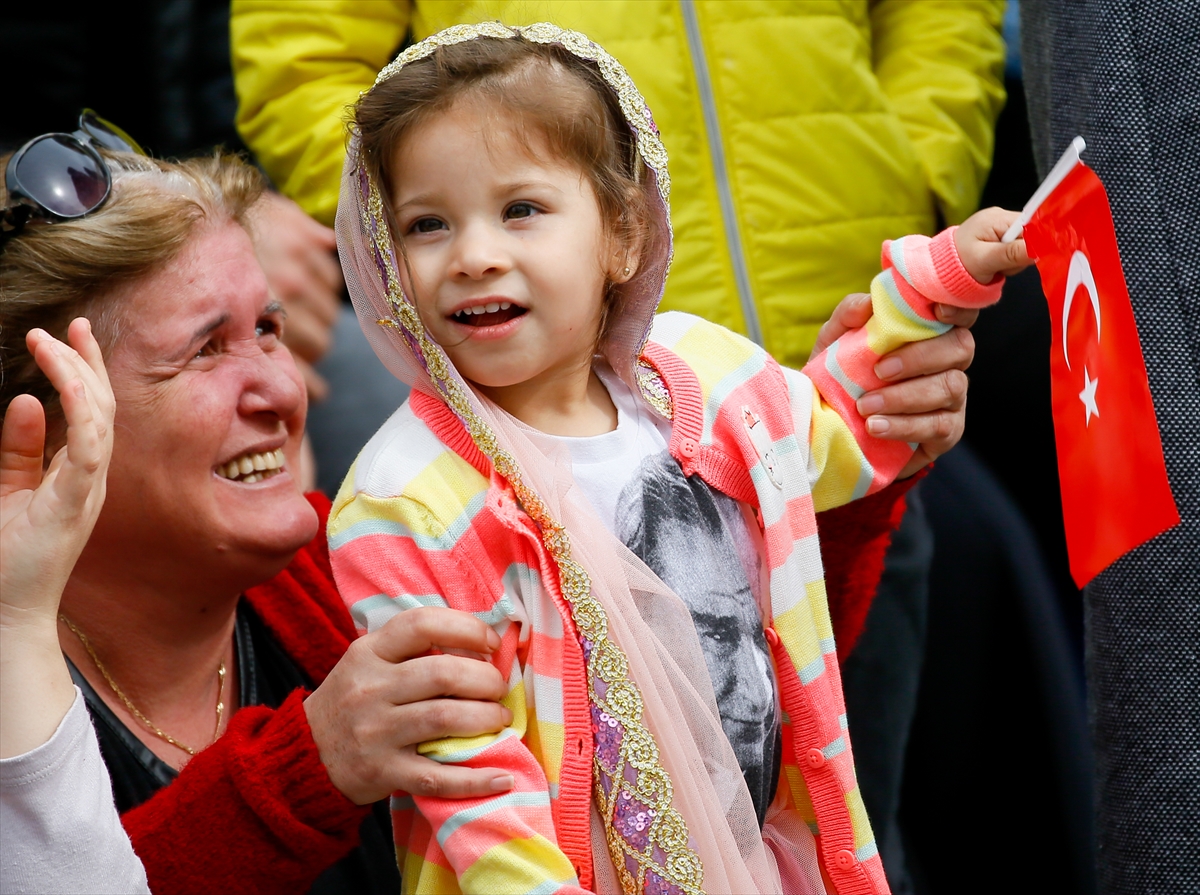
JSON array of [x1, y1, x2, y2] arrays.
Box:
[[389, 100, 612, 400]]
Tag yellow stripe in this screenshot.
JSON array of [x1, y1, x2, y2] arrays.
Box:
[[671, 318, 759, 399], [865, 273, 940, 356], [809, 392, 870, 513], [458, 835, 577, 894], [774, 601, 822, 676], [405, 853, 459, 895], [845, 785, 875, 850], [805, 579, 834, 644]]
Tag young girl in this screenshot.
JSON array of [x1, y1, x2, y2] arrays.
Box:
[[329, 22, 1030, 895]]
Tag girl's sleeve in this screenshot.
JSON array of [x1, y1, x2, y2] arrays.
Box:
[[328, 489, 589, 895], [800, 228, 1003, 511]]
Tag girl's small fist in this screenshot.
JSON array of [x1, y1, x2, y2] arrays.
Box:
[[953, 207, 1033, 284]]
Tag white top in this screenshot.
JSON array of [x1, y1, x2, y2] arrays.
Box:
[[548, 365, 781, 822], [0, 689, 150, 895], [555, 364, 674, 531]]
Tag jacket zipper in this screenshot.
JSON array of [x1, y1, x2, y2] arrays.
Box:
[[680, 0, 764, 346]]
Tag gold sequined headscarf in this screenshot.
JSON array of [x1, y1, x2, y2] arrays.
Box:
[[337, 22, 822, 895]]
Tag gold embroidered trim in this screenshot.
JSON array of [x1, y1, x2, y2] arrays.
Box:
[[359, 24, 700, 893]]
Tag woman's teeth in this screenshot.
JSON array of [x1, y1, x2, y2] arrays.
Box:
[[453, 301, 513, 322], [216, 448, 286, 483]]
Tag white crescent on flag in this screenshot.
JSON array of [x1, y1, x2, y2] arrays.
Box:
[[1063, 250, 1102, 371]]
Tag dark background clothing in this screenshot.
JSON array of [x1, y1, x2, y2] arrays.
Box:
[[1022, 2, 1200, 892], [1, 0, 245, 158]]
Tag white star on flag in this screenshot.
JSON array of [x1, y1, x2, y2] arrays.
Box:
[[1080, 366, 1100, 426]]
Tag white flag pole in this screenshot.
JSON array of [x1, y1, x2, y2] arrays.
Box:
[[1001, 136, 1087, 244]]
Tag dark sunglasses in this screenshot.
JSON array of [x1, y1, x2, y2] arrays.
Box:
[[2, 110, 144, 247]]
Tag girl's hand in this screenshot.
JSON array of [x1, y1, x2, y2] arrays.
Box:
[[1, 318, 114, 757], [954, 206, 1033, 284], [811, 294, 976, 478]]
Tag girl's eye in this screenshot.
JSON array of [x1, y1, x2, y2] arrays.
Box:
[[505, 202, 538, 220], [410, 217, 445, 234]]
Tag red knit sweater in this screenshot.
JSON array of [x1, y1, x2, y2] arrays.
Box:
[[119, 487, 909, 893]]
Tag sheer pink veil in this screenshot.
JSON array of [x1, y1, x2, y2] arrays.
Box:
[[336, 23, 824, 894]]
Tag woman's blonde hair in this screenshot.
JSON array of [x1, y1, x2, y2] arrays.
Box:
[[0, 150, 264, 430]]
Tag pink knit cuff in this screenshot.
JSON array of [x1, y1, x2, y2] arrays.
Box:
[[929, 227, 1005, 309]]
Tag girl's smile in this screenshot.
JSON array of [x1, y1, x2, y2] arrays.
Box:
[[389, 99, 618, 434]]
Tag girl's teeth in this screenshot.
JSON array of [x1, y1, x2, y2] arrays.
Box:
[[499, 301, 511, 310], [484, 302, 500, 313]]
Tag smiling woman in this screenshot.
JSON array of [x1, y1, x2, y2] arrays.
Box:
[[0, 146, 517, 895]]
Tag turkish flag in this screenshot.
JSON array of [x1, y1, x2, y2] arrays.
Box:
[[1022, 161, 1179, 588]]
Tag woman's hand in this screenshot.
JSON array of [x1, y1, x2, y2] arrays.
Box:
[[810, 294, 976, 478], [304, 607, 515, 805], [1, 319, 115, 757]]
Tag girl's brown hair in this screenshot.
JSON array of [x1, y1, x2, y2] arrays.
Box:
[[355, 36, 657, 346], [0, 151, 264, 433]]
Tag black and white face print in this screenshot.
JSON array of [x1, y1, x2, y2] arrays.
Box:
[[615, 451, 779, 822]]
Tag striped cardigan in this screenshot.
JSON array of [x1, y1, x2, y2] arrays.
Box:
[[328, 227, 999, 895]]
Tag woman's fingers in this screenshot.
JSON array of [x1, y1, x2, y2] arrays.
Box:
[[390, 756, 515, 800], [808, 293, 872, 360], [858, 369, 968, 420], [371, 606, 502, 664], [0, 396, 47, 500], [381, 652, 510, 706], [306, 608, 511, 805], [932, 304, 981, 329], [874, 325, 975, 381], [26, 323, 114, 510], [387, 693, 511, 746]]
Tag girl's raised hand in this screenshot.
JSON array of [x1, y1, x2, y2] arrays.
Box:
[[954, 206, 1034, 284]]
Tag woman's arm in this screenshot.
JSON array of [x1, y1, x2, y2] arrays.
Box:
[[0, 320, 148, 893]]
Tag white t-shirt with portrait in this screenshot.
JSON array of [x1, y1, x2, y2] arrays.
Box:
[[548, 364, 780, 824]]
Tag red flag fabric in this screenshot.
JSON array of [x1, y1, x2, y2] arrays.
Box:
[[1022, 161, 1179, 588]]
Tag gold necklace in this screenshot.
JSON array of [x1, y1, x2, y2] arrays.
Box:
[[59, 614, 227, 757]]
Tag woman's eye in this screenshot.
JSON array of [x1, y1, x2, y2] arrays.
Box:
[[505, 202, 538, 220], [194, 341, 216, 359], [410, 217, 445, 234]]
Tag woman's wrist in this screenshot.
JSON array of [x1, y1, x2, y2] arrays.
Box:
[[0, 630, 76, 758]]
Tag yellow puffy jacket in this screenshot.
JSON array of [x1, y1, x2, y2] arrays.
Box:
[[232, 0, 1005, 365]]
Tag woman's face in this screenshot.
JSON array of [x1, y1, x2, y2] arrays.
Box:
[[82, 220, 318, 592]]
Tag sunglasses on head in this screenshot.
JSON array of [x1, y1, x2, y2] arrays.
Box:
[[2, 110, 144, 247]]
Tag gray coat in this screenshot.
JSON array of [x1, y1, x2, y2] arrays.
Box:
[[1021, 2, 1199, 893]]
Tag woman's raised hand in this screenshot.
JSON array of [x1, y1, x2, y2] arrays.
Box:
[[810, 294, 976, 478], [304, 607, 515, 805], [1, 318, 115, 757]]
